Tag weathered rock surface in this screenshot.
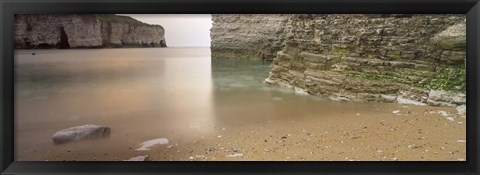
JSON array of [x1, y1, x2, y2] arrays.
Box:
[[427, 90, 466, 107], [15, 14, 167, 49], [211, 14, 289, 61], [432, 22, 466, 50], [212, 14, 465, 106], [52, 125, 111, 144], [265, 15, 466, 106]]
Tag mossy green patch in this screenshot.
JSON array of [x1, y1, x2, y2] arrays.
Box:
[[386, 50, 401, 59], [430, 66, 466, 92], [332, 46, 356, 55], [332, 47, 349, 54]]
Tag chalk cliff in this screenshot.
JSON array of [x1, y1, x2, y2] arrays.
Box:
[[211, 14, 466, 107], [14, 14, 167, 49], [210, 14, 289, 61]]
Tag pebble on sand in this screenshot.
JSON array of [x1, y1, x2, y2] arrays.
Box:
[[124, 155, 149, 161], [136, 138, 169, 151], [438, 111, 449, 117], [226, 153, 243, 157]]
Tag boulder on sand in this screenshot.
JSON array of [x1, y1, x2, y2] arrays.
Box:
[[52, 125, 111, 144]]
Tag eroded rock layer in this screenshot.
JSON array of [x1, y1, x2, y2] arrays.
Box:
[[210, 14, 289, 61], [265, 14, 465, 106], [211, 14, 466, 106], [15, 14, 167, 49]]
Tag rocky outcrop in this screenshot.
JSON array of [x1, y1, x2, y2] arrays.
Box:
[[210, 14, 289, 61], [15, 14, 167, 49], [52, 125, 111, 144], [432, 22, 466, 51], [211, 14, 466, 107], [265, 14, 466, 106]]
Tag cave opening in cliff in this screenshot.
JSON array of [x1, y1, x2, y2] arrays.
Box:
[[57, 27, 70, 49]]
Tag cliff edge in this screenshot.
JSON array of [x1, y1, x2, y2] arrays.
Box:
[[15, 14, 167, 49]]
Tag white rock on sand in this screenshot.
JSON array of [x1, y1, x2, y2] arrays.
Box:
[[136, 138, 169, 151], [294, 87, 309, 95], [51, 125, 111, 144], [396, 97, 426, 106], [456, 105, 466, 115], [438, 111, 449, 117], [124, 155, 149, 161], [226, 153, 243, 157]]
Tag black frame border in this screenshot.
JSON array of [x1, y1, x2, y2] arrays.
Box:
[[1, 0, 479, 174]]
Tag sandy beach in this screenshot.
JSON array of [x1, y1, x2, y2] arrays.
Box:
[[17, 102, 465, 161]]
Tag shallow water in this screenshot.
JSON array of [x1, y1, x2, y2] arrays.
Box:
[[14, 48, 465, 161]]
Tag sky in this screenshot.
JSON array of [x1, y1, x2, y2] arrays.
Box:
[[120, 14, 212, 47]]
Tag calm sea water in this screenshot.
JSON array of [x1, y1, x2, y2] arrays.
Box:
[[15, 48, 445, 161]]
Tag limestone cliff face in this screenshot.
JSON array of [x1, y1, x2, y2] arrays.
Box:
[[211, 14, 466, 107], [210, 14, 289, 61], [15, 14, 167, 49]]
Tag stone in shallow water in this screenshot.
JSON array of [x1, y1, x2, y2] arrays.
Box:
[[136, 138, 169, 151], [51, 125, 111, 144]]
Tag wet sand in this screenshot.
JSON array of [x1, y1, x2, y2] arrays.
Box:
[[17, 101, 466, 161]]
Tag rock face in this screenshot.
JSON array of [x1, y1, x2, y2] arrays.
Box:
[[52, 125, 111, 144], [212, 14, 466, 106], [210, 14, 289, 61], [15, 14, 167, 49]]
